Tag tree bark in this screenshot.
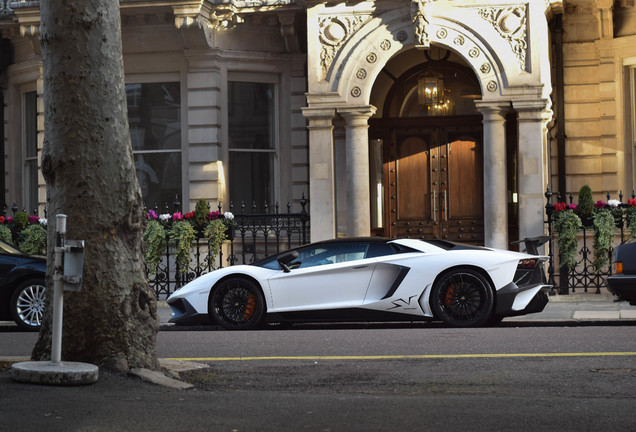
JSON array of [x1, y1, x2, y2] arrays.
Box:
[[32, 0, 159, 372]]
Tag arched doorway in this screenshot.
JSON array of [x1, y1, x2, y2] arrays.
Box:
[[369, 49, 488, 243]]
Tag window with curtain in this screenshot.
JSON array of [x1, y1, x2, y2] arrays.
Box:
[[126, 82, 181, 209], [228, 81, 276, 211]]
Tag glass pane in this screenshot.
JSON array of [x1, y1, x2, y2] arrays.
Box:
[[126, 82, 182, 208], [24, 91, 38, 211], [25, 160, 38, 213], [134, 152, 182, 209], [228, 82, 275, 150], [24, 92, 37, 158], [126, 83, 181, 151], [369, 139, 384, 228], [386, 60, 481, 118], [229, 151, 274, 209]]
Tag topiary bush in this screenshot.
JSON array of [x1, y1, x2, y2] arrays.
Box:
[[577, 185, 594, 227]]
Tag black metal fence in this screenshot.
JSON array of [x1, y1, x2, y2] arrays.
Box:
[[544, 188, 635, 294], [147, 197, 310, 299]]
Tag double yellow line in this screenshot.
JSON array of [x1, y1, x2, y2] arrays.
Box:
[[167, 352, 636, 362]]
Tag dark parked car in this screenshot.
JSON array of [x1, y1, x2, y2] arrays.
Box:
[[607, 241, 636, 305], [0, 240, 46, 330]]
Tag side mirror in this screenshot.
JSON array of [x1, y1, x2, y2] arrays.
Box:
[[277, 250, 299, 273]]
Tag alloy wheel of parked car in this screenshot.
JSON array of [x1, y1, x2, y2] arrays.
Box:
[[210, 278, 265, 330], [430, 268, 494, 327], [10, 278, 46, 331]]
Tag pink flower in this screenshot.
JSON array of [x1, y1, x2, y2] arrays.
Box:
[[172, 212, 183, 221], [594, 200, 607, 208], [207, 211, 221, 220], [147, 210, 158, 220]]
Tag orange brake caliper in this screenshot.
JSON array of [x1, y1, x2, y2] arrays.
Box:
[[243, 293, 256, 320], [445, 285, 455, 306]]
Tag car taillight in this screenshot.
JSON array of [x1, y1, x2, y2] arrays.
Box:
[[517, 259, 537, 269], [614, 261, 623, 274]]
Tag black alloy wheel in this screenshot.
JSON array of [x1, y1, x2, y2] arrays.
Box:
[[10, 278, 46, 331], [430, 268, 494, 327], [210, 277, 265, 330]]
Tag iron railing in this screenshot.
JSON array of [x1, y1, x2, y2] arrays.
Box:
[[146, 197, 310, 299], [544, 188, 635, 294]]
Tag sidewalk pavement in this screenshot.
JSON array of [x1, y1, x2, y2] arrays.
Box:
[[156, 291, 636, 325]]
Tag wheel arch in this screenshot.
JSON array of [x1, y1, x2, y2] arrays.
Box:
[[429, 264, 497, 311], [208, 273, 268, 311]]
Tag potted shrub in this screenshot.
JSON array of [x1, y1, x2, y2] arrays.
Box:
[[577, 185, 594, 227], [553, 205, 582, 269], [591, 208, 615, 273]]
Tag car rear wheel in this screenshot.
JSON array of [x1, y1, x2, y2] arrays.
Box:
[[430, 269, 494, 327], [209, 278, 265, 330], [10, 279, 46, 331]]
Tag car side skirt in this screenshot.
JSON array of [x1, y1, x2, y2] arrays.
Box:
[[266, 308, 434, 324]]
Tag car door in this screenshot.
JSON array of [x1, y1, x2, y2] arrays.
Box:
[[266, 242, 377, 311]]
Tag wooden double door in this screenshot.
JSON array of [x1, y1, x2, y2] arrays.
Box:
[[375, 118, 484, 243]]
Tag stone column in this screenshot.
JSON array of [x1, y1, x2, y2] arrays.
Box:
[[339, 106, 376, 238], [475, 101, 509, 249], [513, 99, 552, 245], [301, 107, 336, 241]]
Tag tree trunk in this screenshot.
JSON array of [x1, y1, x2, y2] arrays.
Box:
[[32, 0, 159, 372]]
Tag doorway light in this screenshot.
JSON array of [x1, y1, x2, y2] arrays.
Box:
[[417, 72, 444, 106]]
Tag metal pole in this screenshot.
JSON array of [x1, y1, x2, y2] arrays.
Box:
[[51, 214, 67, 364]]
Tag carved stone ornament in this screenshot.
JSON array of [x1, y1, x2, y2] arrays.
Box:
[[319, 15, 370, 79], [487, 80, 498, 92], [351, 86, 362, 98], [411, 0, 433, 48], [356, 68, 367, 79], [478, 5, 528, 71]]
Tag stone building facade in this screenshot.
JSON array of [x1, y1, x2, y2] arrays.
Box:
[[0, 0, 634, 249]]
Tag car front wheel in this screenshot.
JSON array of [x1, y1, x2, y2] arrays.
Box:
[[10, 279, 46, 331], [209, 278, 265, 330], [430, 269, 494, 327]]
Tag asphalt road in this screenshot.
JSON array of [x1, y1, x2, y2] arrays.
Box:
[[1, 323, 635, 431]]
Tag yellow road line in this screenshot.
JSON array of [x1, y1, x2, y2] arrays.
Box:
[[166, 352, 636, 362]]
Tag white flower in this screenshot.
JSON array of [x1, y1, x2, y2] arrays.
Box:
[[608, 199, 621, 208], [223, 212, 234, 220], [38, 218, 47, 225], [159, 214, 171, 221]]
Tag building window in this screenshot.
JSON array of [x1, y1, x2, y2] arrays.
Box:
[[228, 81, 276, 209], [126, 82, 181, 208], [23, 91, 38, 213]]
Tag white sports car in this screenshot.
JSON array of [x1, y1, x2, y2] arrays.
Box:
[[166, 238, 551, 329]]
